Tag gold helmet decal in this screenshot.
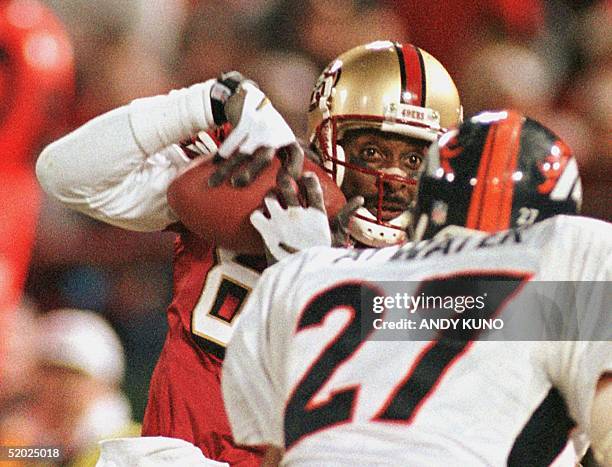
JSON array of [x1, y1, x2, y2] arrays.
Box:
[[309, 59, 341, 113]]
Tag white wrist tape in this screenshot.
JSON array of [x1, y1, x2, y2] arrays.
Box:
[[128, 80, 216, 155]]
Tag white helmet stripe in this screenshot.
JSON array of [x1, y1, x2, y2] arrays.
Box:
[[551, 158, 579, 201]]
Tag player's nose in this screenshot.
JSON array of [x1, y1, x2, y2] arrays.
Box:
[[380, 167, 413, 198]]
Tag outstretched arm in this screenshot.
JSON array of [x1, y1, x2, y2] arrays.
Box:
[[36, 81, 216, 231], [36, 72, 296, 232]]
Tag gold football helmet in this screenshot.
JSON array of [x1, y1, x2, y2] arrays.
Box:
[[308, 40, 462, 246]]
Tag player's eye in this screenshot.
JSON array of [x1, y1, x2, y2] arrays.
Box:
[[402, 152, 423, 170], [360, 146, 383, 162]]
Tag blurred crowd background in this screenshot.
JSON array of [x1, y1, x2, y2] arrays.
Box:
[[0, 0, 610, 461]]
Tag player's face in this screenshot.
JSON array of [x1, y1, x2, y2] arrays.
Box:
[[339, 129, 428, 221]]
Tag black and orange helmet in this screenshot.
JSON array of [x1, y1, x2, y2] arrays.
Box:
[[413, 110, 582, 240]]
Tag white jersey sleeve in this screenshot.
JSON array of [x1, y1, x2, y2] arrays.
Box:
[[542, 216, 612, 438], [36, 81, 216, 232]]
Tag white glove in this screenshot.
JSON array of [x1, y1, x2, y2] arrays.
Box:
[[217, 81, 296, 159], [250, 195, 331, 263]]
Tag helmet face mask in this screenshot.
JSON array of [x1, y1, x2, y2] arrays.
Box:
[[414, 110, 583, 241], [307, 40, 462, 247], [336, 127, 430, 247]]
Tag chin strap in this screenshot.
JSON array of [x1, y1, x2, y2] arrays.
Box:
[[349, 208, 410, 247]]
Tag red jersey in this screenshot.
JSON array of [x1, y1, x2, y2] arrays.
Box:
[[142, 228, 266, 465], [137, 128, 265, 462], [35, 85, 260, 464]]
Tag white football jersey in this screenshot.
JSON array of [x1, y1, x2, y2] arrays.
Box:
[[222, 215, 612, 466]]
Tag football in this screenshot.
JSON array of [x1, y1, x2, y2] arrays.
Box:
[[167, 155, 346, 255]]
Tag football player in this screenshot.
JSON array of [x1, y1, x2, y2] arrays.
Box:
[[222, 110, 611, 466], [307, 40, 462, 248], [36, 70, 293, 466], [180, 40, 462, 251], [36, 41, 461, 465]]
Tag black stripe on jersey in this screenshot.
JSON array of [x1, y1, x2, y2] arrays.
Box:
[[415, 46, 427, 107], [394, 42, 407, 103], [233, 254, 268, 273], [193, 333, 225, 360], [508, 387, 575, 467]]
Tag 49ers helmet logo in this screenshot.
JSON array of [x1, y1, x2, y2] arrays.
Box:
[[309, 60, 341, 112]]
